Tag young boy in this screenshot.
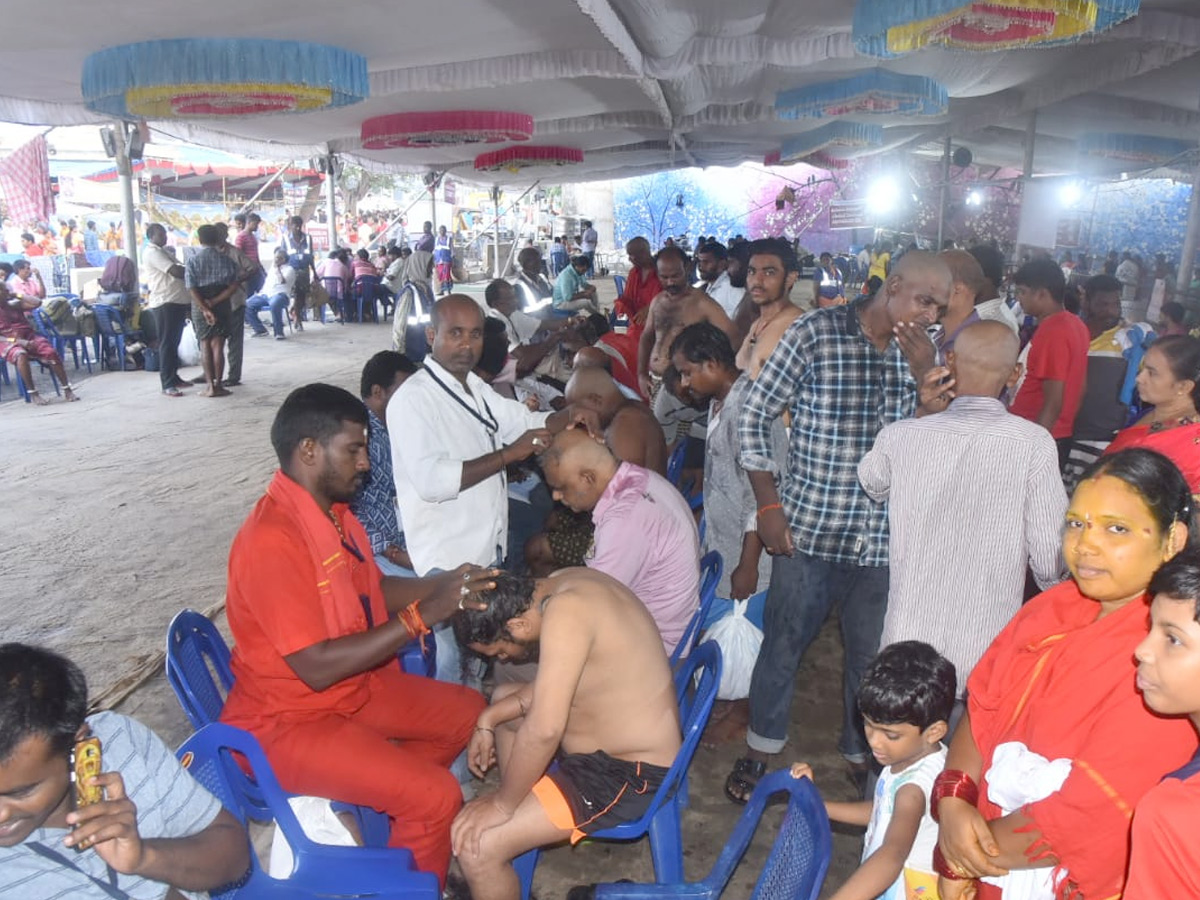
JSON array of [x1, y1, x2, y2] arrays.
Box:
[[1125, 551, 1200, 898], [792, 641, 955, 900]]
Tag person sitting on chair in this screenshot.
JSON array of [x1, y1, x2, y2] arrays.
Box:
[[451, 569, 682, 900], [0, 643, 249, 899], [0, 281, 77, 403]]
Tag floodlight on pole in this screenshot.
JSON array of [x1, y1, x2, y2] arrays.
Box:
[[869, 177, 901, 213], [966, 189, 984, 207]]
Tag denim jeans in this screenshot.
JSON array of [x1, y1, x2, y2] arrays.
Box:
[[245, 292, 289, 337], [746, 551, 888, 762]]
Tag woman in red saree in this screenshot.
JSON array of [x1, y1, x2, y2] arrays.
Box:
[[1105, 335, 1200, 493], [935, 448, 1199, 900]]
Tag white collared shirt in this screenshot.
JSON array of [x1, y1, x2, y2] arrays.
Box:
[[701, 270, 744, 317], [388, 356, 550, 574], [142, 243, 191, 307]]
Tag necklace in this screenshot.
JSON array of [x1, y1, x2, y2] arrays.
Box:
[[748, 303, 788, 345], [1149, 412, 1198, 434], [328, 509, 345, 541]]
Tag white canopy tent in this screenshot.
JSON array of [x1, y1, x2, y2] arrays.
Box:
[[1, 0, 1200, 186]]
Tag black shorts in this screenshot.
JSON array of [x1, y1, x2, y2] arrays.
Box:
[[532, 750, 668, 843]]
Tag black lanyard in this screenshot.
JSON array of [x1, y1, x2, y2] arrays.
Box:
[[27, 841, 128, 899], [423, 364, 499, 436]]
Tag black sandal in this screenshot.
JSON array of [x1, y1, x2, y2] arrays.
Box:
[[724, 756, 766, 805]]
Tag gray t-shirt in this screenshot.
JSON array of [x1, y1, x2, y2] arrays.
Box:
[[4, 710, 223, 900]]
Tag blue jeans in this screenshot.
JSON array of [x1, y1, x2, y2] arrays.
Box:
[[746, 551, 888, 762], [245, 292, 289, 337]]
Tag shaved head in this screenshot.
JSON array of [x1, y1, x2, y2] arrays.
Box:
[[564, 366, 623, 424], [892, 250, 953, 288], [431, 293, 484, 330], [541, 428, 617, 512], [572, 346, 612, 373], [949, 320, 1021, 397]]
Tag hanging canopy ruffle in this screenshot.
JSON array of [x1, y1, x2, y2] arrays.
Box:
[[474, 145, 583, 173], [360, 110, 534, 150], [1078, 132, 1195, 166], [778, 121, 884, 164], [775, 70, 947, 119], [853, 0, 1141, 57], [82, 39, 368, 118]]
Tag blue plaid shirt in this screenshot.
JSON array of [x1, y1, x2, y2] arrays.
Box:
[[351, 410, 403, 556], [183, 245, 237, 291], [738, 301, 916, 567]]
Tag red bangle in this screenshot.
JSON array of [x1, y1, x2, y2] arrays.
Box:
[[933, 845, 968, 881], [931, 769, 980, 824], [757, 503, 783, 517], [398, 601, 432, 653]]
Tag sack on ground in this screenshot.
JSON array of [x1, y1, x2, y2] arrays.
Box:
[[701, 599, 763, 701]]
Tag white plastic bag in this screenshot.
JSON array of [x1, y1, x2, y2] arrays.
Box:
[[178, 319, 201, 367], [268, 795, 358, 877], [701, 599, 763, 700]]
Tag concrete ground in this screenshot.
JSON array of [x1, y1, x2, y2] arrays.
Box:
[[0, 278, 861, 898]]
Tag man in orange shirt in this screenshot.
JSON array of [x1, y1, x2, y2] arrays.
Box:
[[221, 383, 491, 884]]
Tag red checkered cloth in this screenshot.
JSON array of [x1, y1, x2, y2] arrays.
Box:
[[0, 136, 54, 227]]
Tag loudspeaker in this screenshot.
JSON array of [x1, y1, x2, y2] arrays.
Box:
[[952, 146, 973, 168]]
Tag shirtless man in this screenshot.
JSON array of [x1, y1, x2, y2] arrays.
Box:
[[735, 238, 803, 379], [451, 568, 681, 900], [563, 366, 667, 474], [637, 246, 737, 399]]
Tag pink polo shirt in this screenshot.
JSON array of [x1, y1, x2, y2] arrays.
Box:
[[587, 462, 700, 655]]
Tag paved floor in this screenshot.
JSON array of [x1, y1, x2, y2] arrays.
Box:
[[1, 281, 862, 898]]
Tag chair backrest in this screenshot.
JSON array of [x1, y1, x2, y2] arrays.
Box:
[[31, 307, 61, 339], [666, 441, 686, 488], [613, 274, 627, 296], [165, 609, 235, 729], [669, 551, 723, 667], [92, 303, 127, 336], [322, 276, 346, 301], [746, 771, 833, 900]]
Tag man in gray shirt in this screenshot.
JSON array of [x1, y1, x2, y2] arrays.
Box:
[[0, 643, 249, 899]]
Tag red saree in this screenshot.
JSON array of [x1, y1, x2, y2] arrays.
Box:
[[966, 581, 1196, 899], [1104, 422, 1200, 494]]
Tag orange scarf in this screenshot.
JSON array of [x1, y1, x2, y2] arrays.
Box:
[[265, 470, 385, 638], [967, 581, 1197, 899]]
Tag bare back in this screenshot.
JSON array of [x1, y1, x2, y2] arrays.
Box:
[[608, 401, 669, 475], [534, 568, 680, 768], [648, 287, 735, 376]]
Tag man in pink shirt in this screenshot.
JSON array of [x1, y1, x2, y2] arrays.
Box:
[[7, 258, 46, 303], [540, 428, 699, 655]]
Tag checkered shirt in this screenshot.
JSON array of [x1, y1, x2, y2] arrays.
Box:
[[738, 301, 916, 567], [184, 245, 237, 291]]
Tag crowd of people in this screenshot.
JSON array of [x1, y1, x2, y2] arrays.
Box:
[[5, 225, 1200, 900]]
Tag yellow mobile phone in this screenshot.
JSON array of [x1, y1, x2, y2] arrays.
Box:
[[72, 737, 104, 809]]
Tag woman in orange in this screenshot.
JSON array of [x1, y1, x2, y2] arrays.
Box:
[[1105, 335, 1200, 493], [935, 448, 1198, 900]]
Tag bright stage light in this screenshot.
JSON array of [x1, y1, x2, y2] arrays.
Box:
[[966, 189, 983, 207], [869, 177, 901, 213], [1059, 181, 1083, 207]]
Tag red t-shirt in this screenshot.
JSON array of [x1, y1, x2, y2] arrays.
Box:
[[1124, 766, 1200, 899], [221, 490, 388, 729], [1010, 310, 1090, 438]]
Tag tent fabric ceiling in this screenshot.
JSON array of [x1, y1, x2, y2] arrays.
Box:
[[2, 0, 1200, 185]]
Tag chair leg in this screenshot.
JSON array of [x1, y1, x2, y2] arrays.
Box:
[[513, 847, 540, 900], [647, 802, 684, 883]]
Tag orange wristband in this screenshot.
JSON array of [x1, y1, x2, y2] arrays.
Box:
[[757, 503, 783, 517], [398, 601, 432, 652]]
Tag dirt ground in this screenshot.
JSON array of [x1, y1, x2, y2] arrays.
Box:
[[0, 279, 862, 898]]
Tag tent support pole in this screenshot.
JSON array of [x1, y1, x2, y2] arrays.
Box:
[[1177, 166, 1200, 296], [937, 131, 951, 250], [234, 161, 294, 216], [116, 122, 138, 279], [492, 186, 502, 279], [325, 155, 338, 249]]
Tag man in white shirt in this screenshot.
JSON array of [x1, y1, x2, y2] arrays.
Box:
[[143, 223, 194, 396], [580, 219, 599, 275], [695, 241, 745, 321], [484, 278, 572, 378], [245, 248, 295, 339], [388, 294, 600, 577]]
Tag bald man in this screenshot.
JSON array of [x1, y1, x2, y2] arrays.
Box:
[[858, 319, 1066, 709], [935, 249, 988, 356], [537, 429, 699, 656], [563, 366, 668, 475]]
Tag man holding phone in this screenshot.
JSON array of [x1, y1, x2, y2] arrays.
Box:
[[0, 643, 250, 899]]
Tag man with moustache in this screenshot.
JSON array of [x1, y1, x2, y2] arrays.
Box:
[[734, 238, 804, 380]]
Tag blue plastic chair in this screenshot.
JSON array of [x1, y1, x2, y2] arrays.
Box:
[[178, 723, 440, 900], [93, 303, 140, 371], [32, 306, 92, 373], [593, 769, 833, 900], [670, 551, 723, 668], [514, 642, 723, 898], [165, 609, 392, 845], [322, 276, 350, 323], [354, 275, 388, 322]]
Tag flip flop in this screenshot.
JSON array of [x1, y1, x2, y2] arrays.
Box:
[[162, 387, 185, 397], [724, 756, 766, 805]]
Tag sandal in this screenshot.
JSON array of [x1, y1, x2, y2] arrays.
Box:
[[724, 756, 766, 805]]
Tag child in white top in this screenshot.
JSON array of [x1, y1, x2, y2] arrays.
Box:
[[792, 641, 954, 900]]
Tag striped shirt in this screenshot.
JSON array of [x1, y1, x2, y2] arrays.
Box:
[[738, 300, 916, 567], [857, 396, 1067, 694], [3, 710, 223, 899]]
